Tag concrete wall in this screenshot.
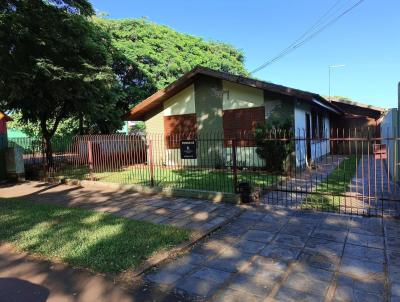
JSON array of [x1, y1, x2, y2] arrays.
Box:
[[194, 75, 224, 166], [164, 84, 196, 116], [222, 81, 266, 167], [144, 107, 165, 164], [222, 80, 264, 110], [380, 108, 399, 182], [264, 93, 294, 126], [294, 101, 330, 167], [225, 146, 265, 167]]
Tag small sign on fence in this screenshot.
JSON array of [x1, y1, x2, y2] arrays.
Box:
[[180, 140, 196, 159]]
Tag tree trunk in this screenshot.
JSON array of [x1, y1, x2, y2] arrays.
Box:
[[79, 113, 84, 135], [43, 134, 54, 170], [40, 119, 54, 172], [40, 113, 63, 173]]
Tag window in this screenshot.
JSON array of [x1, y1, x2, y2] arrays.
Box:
[[223, 107, 265, 147], [164, 114, 197, 149]]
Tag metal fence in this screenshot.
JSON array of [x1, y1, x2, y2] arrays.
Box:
[[8, 129, 400, 217]]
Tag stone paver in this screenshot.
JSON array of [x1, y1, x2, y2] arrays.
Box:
[[145, 208, 395, 302], [2, 181, 397, 301], [0, 181, 241, 233]]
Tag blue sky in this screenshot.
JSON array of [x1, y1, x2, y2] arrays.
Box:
[[91, 0, 399, 109]]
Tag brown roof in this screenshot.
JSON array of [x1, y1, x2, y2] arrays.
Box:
[[124, 66, 342, 120], [329, 97, 386, 120], [0, 111, 12, 122]]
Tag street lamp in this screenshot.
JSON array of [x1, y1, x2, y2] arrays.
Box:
[[329, 64, 345, 101]]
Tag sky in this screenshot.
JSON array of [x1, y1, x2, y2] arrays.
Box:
[[90, 0, 400, 109]]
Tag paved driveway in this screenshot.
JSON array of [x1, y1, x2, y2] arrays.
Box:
[[146, 208, 398, 302]]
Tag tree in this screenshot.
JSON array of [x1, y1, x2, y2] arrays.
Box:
[[0, 0, 120, 167], [95, 18, 248, 111]]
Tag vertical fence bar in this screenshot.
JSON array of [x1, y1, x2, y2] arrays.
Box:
[[148, 139, 155, 187], [87, 140, 94, 181], [231, 138, 238, 193]]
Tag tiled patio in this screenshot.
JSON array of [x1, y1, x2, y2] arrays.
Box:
[[146, 208, 398, 302]]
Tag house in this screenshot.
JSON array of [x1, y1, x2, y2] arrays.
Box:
[[124, 66, 384, 168], [0, 111, 12, 181]]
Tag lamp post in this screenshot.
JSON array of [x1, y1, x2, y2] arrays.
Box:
[[328, 64, 345, 101]]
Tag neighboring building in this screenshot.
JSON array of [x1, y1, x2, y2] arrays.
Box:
[[329, 97, 386, 135], [124, 66, 384, 168], [0, 111, 12, 138], [0, 111, 12, 181], [380, 108, 398, 183]]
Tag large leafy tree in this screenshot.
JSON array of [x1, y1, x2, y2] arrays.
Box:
[[0, 0, 120, 166], [96, 18, 248, 111]]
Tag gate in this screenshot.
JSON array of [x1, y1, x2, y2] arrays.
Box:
[[259, 132, 400, 217]]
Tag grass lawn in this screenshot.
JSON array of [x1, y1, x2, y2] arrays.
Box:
[[303, 155, 358, 211], [0, 199, 190, 274], [57, 165, 282, 193]]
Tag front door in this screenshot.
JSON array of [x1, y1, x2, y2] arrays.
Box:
[[305, 113, 311, 165]]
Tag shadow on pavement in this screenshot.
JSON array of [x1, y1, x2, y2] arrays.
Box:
[[0, 278, 49, 302]]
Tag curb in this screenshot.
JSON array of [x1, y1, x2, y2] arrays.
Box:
[[47, 177, 242, 204]]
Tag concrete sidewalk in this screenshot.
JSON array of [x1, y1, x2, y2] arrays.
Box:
[[0, 181, 241, 234]]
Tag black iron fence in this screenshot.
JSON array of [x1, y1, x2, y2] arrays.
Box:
[[8, 129, 400, 217]]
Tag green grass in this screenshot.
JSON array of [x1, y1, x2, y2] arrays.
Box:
[[57, 165, 282, 193], [0, 199, 190, 274], [303, 155, 358, 211]]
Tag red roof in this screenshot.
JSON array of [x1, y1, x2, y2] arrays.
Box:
[[0, 111, 12, 122]]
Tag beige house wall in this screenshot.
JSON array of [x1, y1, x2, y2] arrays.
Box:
[[163, 84, 196, 116], [144, 107, 165, 164], [222, 80, 264, 110]]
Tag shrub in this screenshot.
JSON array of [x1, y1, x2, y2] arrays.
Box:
[[255, 119, 293, 173]]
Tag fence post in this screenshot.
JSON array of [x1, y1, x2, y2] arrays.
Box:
[[148, 139, 155, 187], [232, 138, 238, 193], [42, 139, 47, 180], [87, 140, 94, 181]]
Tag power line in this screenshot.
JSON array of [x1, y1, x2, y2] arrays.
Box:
[[250, 0, 365, 75], [270, 0, 345, 62]]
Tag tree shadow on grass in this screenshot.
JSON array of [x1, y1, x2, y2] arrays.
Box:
[[0, 200, 189, 274]]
